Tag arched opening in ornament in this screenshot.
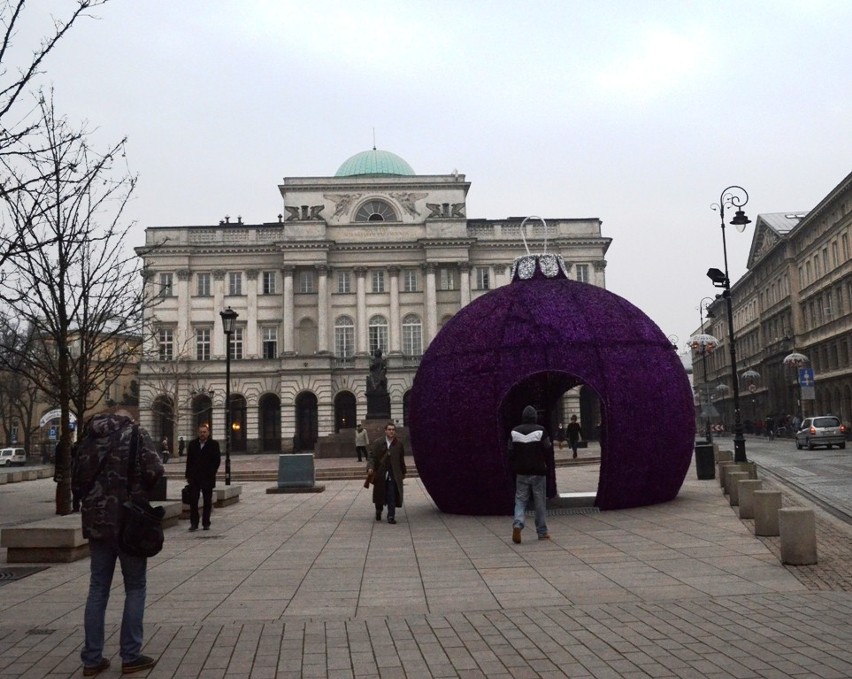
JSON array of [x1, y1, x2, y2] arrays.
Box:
[[498, 370, 602, 506]]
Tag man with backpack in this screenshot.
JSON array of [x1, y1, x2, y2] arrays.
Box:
[[73, 413, 163, 676]]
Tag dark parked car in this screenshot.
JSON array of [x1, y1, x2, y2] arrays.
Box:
[[795, 416, 847, 450]]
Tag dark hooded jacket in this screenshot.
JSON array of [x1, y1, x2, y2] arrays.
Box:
[[508, 406, 552, 476], [73, 414, 162, 541]]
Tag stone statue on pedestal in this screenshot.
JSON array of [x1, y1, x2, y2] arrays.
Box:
[[366, 348, 390, 419]]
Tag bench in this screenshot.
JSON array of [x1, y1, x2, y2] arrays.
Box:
[[214, 485, 242, 507], [1, 501, 183, 563]]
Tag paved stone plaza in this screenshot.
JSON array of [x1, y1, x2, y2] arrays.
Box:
[[1, 457, 852, 678]]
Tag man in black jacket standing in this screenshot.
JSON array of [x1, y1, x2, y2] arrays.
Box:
[[508, 405, 552, 544], [184, 424, 221, 531]]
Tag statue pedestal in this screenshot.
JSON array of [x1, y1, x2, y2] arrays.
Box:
[[366, 392, 391, 421]]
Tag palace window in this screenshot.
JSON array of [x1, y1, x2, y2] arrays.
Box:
[[337, 271, 351, 294], [355, 200, 398, 222], [196, 272, 211, 297], [262, 327, 278, 359], [158, 273, 173, 298], [403, 269, 417, 292], [228, 272, 242, 296], [439, 267, 456, 291], [576, 264, 590, 283], [369, 315, 388, 354], [334, 316, 355, 358], [158, 328, 174, 361], [299, 270, 315, 293], [231, 327, 244, 360], [402, 314, 422, 356], [475, 266, 490, 290], [262, 271, 277, 295], [195, 328, 211, 361], [372, 270, 385, 293]]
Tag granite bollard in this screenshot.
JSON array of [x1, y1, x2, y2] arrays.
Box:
[[738, 479, 763, 519], [754, 490, 783, 536], [779, 508, 818, 565], [727, 471, 749, 506]]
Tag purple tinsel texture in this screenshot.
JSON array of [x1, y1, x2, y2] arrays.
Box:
[[409, 276, 696, 514]]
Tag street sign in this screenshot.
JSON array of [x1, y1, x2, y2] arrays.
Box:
[[49, 425, 58, 441], [799, 367, 816, 400]]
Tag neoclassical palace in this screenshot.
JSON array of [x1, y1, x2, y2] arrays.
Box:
[[136, 149, 611, 453]]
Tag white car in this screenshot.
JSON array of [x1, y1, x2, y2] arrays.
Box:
[[0, 447, 27, 466], [795, 416, 847, 450]]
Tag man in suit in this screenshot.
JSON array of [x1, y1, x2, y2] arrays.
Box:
[[184, 424, 221, 531], [367, 422, 406, 524]]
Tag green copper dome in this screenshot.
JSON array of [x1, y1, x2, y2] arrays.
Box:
[[335, 148, 415, 177]]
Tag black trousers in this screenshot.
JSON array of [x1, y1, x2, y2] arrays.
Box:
[[188, 482, 213, 528]]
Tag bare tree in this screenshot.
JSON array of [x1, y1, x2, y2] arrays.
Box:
[[1, 1, 110, 264], [0, 95, 148, 514], [0, 324, 46, 451]]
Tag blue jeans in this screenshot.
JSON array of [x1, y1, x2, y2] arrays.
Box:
[[81, 539, 147, 666], [513, 475, 548, 537]]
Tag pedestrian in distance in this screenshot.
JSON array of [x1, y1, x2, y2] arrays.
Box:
[[555, 423, 566, 449], [367, 422, 406, 524], [73, 413, 162, 676], [355, 423, 369, 462], [509, 405, 552, 543], [566, 414, 583, 459], [184, 424, 221, 531]]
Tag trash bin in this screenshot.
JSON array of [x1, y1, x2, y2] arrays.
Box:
[[694, 443, 715, 480]]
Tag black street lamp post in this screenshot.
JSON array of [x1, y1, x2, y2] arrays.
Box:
[[220, 306, 239, 486], [707, 186, 751, 463]]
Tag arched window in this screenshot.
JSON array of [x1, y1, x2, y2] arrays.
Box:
[[334, 315, 355, 358], [355, 200, 398, 222], [369, 315, 388, 354], [402, 313, 422, 356]]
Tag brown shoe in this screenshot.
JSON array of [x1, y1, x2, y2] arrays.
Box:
[[512, 527, 522, 544], [538, 533, 551, 540], [83, 658, 110, 676]]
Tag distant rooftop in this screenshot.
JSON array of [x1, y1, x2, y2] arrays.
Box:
[[759, 211, 807, 234]]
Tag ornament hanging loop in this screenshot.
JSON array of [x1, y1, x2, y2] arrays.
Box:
[[519, 215, 549, 255]]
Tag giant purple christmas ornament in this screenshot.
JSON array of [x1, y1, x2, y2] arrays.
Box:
[[409, 248, 695, 515]]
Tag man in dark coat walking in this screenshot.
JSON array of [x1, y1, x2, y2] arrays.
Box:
[[184, 424, 221, 531], [367, 422, 406, 524]]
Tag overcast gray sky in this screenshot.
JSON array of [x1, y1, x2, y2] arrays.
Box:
[[17, 0, 852, 349]]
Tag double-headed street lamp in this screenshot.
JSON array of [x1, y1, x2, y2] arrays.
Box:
[[220, 306, 239, 486], [689, 297, 719, 443], [707, 186, 751, 463]]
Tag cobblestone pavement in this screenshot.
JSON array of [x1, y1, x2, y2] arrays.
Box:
[[1, 456, 852, 678]]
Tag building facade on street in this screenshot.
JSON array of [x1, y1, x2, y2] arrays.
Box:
[[694, 170, 852, 434], [136, 149, 611, 453]]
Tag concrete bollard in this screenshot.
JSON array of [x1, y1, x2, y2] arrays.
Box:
[[718, 461, 736, 489], [716, 449, 733, 463], [738, 479, 763, 519], [727, 472, 749, 506], [779, 508, 817, 565], [754, 490, 783, 536], [724, 464, 749, 495]]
